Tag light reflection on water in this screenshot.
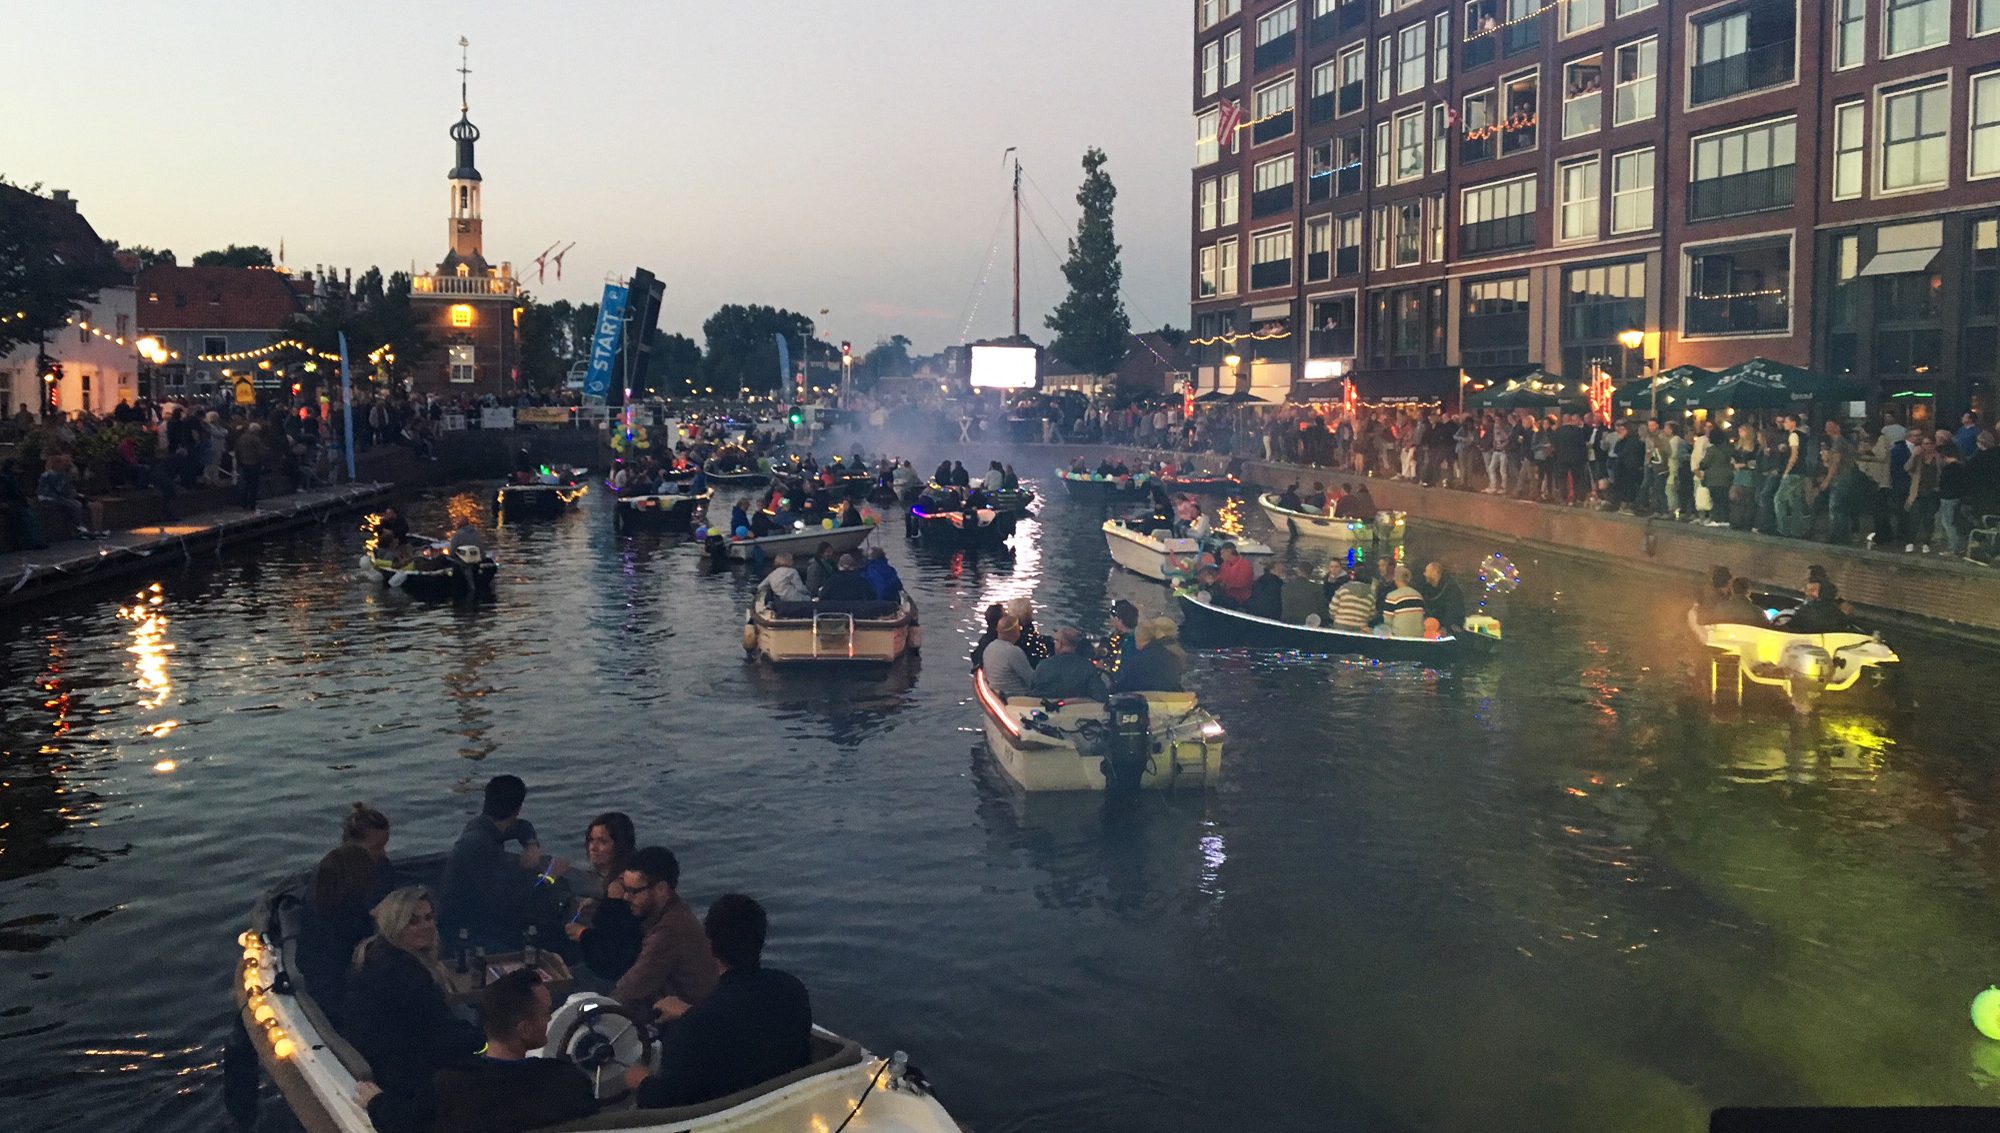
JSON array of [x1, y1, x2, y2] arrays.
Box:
[[1, 453, 2000, 1132]]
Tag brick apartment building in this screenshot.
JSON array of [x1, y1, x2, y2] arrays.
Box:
[[1189, 0, 2000, 423]]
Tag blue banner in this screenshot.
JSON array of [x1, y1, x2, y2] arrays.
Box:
[[337, 332, 356, 482], [774, 333, 791, 396], [584, 283, 630, 403]]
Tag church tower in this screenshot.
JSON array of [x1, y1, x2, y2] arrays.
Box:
[[444, 36, 486, 270]]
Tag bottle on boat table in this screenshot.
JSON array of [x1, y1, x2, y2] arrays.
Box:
[[522, 924, 539, 970], [455, 928, 472, 976]]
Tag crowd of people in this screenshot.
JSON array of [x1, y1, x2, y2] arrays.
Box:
[[1192, 549, 1469, 640], [970, 595, 1187, 701], [296, 778, 815, 1132]]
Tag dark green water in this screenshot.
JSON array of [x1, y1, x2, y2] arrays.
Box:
[[2, 447, 1997, 1132]]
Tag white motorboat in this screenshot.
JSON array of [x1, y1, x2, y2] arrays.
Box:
[[234, 862, 962, 1133], [1257, 493, 1406, 543], [1687, 605, 1899, 708], [1101, 518, 1274, 583], [712, 521, 877, 562], [973, 670, 1224, 791], [745, 590, 920, 663]]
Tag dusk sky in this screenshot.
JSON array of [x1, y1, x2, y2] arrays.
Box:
[[2, 1, 1192, 354]]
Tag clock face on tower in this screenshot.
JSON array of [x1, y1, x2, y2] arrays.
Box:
[[456, 220, 471, 234]]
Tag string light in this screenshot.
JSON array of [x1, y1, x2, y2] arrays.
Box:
[[1463, 0, 1572, 45], [195, 338, 391, 364], [1190, 328, 1292, 346], [1688, 288, 1788, 301], [63, 317, 128, 347]]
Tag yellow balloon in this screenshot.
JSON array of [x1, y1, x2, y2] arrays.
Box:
[[1973, 987, 2000, 1040]]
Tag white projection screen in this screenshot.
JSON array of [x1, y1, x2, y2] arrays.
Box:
[[970, 345, 1039, 390]]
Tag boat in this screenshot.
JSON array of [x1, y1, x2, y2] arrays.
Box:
[[1102, 518, 1274, 583], [495, 479, 588, 518], [612, 488, 711, 533], [1687, 605, 1899, 708], [990, 486, 1035, 514], [703, 446, 772, 486], [1055, 469, 1153, 503], [232, 856, 962, 1133], [1159, 473, 1242, 495], [973, 670, 1224, 791], [1257, 493, 1406, 543], [908, 496, 1018, 550], [359, 528, 497, 601], [711, 520, 877, 562], [744, 591, 920, 663], [1175, 589, 1498, 660]]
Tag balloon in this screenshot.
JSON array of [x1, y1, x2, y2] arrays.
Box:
[[735, 526, 751, 538], [1972, 988, 2000, 1040], [693, 526, 708, 539], [822, 518, 835, 529]]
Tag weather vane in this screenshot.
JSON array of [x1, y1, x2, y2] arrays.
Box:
[[457, 36, 471, 113]]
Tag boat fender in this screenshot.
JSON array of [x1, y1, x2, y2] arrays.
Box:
[[742, 622, 759, 652], [909, 624, 923, 652]]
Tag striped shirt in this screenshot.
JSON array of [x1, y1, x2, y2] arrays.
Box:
[[1330, 581, 1376, 629]]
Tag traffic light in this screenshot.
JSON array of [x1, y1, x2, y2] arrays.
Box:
[[789, 408, 804, 426], [840, 341, 851, 358]]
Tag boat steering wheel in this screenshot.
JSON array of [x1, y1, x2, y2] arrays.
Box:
[[551, 1000, 655, 1106]]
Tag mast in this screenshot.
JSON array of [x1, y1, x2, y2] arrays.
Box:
[[1011, 154, 1022, 339]]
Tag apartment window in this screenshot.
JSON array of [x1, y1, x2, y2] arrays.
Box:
[[1431, 104, 1448, 172], [1305, 215, 1334, 282], [1253, 153, 1297, 216], [1685, 239, 1791, 335], [1251, 226, 1294, 289], [1613, 37, 1656, 125], [1465, 0, 1499, 69], [1398, 21, 1428, 94], [1256, 2, 1298, 70], [1310, 59, 1338, 124], [1560, 261, 1647, 377], [1336, 216, 1368, 280], [1371, 205, 1391, 270], [1310, 294, 1357, 357], [1395, 106, 1426, 181], [1834, 0, 1866, 69], [1202, 40, 1221, 95], [1610, 148, 1654, 233], [1833, 102, 1866, 198], [1336, 130, 1365, 195], [1394, 199, 1424, 266], [1427, 191, 1446, 260], [1880, 81, 1950, 192], [1338, 44, 1367, 115], [1198, 0, 1221, 31], [1615, 0, 1656, 14], [1690, 116, 1796, 220], [1434, 13, 1451, 82], [1980, 0, 2000, 35], [203, 335, 227, 356], [1975, 73, 2000, 178], [1461, 89, 1496, 163], [1690, 1, 1797, 106], [1377, 35, 1393, 103], [1200, 178, 1219, 230], [449, 344, 477, 383], [1559, 157, 1601, 242], [1219, 238, 1240, 295], [1460, 174, 1538, 254], [1376, 121, 1392, 187], [1199, 246, 1220, 298], [1462, 275, 1532, 367], [1502, 0, 1541, 56], [1221, 173, 1240, 224], [116, 314, 128, 338], [1224, 29, 1243, 85], [1196, 108, 1221, 165], [1564, 0, 1604, 37], [1254, 77, 1297, 143], [1563, 58, 1603, 139], [1501, 69, 1538, 155], [1885, 0, 1948, 56]]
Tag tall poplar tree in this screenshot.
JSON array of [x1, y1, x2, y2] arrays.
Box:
[[1045, 147, 1130, 377]]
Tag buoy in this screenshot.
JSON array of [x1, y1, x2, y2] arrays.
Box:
[[1972, 988, 2000, 1040]]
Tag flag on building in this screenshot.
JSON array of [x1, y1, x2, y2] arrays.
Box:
[[1217, 99, 1243, 153]]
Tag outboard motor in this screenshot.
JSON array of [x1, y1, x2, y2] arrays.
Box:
[[1101, 695, 1152, 794], [1780, 641, 1834, 714]]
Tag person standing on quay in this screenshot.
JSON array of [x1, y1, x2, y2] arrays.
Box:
[[234, 422, 268, 511]]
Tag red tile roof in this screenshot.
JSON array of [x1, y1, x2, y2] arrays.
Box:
[[136, 265, 304, 331]]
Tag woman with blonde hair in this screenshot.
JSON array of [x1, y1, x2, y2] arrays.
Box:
[[342, 886, 481, 1126], [1111, 617, 1187, 693]]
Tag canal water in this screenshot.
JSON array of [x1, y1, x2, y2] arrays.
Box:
[[3, 449, 1999, 1132]]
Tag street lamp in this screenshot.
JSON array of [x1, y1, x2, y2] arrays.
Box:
[[1223, 353, 1242, 396], [1617, 329, 1650, 416]]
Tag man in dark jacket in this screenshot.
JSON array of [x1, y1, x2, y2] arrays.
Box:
[[429, 970, 597, 1133], [234, 422, 268, 510], [631, 895, 813, 1109], [439, 776, 551, 944], [1417, 561, 1467, 631], [815, 553, 878, 603], [1030, 627, 1107, 701], [611, 846, 720, 1016], [1246, 561, 1286, 619]]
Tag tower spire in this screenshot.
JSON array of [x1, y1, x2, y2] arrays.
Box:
[[457, 36, 471, 115]]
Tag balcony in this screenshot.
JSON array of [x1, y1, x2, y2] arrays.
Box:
[[1460, 133, 1495, 165], [1500, 115, 1537, 155], [413, 272, 518, 296], [1338, 81, 1364, 116], [1308, 11, 1340, 46], [1504, 21, 1539, 57], [1687, 165, 1794, 222], [1251, 183, 1296, 217], [1690, 39, 1795, 106], [1305, 251, 1331, 281], [1465, 37, 1497, 71], [1310, 327, 1357, 357], [1309, 92, 1336, 125], [1253, 110, 1295, 145], [1255, 31, 1296, 72], [1335, 246, 1360, 276], [1686, 292, 1789, 335], [1563, 300, 1646, 342], [1308, 170, 1333, 203], [1460, 214, 1536, 255], [1335, 164, 1362, 196], [1251, 260, 1293, 290]]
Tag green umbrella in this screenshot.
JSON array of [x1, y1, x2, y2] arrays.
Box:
[[1688, 358, 1865, 412], [1469, 369, 1586, 411], [1613, 365, 1717, 411]]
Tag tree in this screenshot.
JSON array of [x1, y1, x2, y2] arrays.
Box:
[[109, 242, 176, 269], [1044, 147, 1130, 378], [285, 266, 435, 382], [353, 266, 385, 306], [651, 333, 702, 395], [1152, 325, 1188, 350], [858, 334, 913, 391], [0, 186, 110, 358], [192, 244, 274, 268], [516, 297, 569, 390], [700, 304, 817, 397]]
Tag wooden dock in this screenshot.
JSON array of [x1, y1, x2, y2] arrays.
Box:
[[0, 482, 394, 609]]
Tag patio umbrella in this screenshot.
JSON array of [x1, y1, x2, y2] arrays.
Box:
[[1225, 390, 1271, 405], [1688, 358, 1865, 412], [1612, 365, 1716, 411], [1469, 370, 1586, 411], [1192, 390, 1233, 404]]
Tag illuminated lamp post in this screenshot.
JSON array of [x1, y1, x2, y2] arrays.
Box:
[[1618, 328, 1651, 417], [1223, 353, 1242, 398]]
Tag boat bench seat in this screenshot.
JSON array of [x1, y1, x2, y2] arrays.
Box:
[[766, 600, 901, 619], [544, 1036, 865, 1131]]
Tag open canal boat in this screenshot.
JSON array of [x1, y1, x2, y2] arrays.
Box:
[[1055, 469, 1153, 504], [1176, 589, 1497, 661], [496, 477, 588, 519], [1687, 605, 1899, 707], [1102, 518, 1274, 582], [973, 670, 1224, 791], [612, 488, 710, 534], [359, 534, 497, 602], [710, 521, 877, 562], [745, 591, 920, 664], [1257, 493, 1406, 543]]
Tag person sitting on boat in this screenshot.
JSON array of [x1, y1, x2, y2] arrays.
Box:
[[748, 505, 776, 538], [837, 499, 865, 528], [950, 460, 971, 487], [297, 844, 379, 1023], [1246, 562, 1286, 619], [427, 968, 598, 1133], [628, 894, 813, 1110], [1104, 599, 1141, 677], [1002, 463, 1021, 490], [1304, 481, 1328, 510], [894, 461, 922, 493], [1704, 565, 1735, 610], [1282, 563, 1326, 624], [723, 500, 750, 539], [934, 460, 954, 485], [1775, 580, 1859, 634], [1330, 569, 1378, 631], [1010, 597, 1054, 663], [1031, 627, 1107, 701], [1334, 483, 1374, 520], [1322, 484, 1348, 518], [379, 505, 412, 549], [981, 615, 1038, 698], [860, 547, 904, 602], [817, 554, 877, 603], [342, 801, 398, 902], [447, 519, 487, 558], [1110, 618, 1187, 694], [1095, 458, 1117, 477], [1382, 566, 1428, 637], [1216, 543, 1255, 606], [1704, 576, 1771, 628], [802, 543, 839, 595], [982, 460, 1006, 492], [1418, 562, 1467, 632], [345, 887, 484, 1133], [970, 603, 1007, 671], [438, 775, 559, 945], [1278, 482, 1305, 512], [608, 846, 719, 1018]]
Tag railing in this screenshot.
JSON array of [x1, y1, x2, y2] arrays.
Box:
[[1685, 293, 1790, 335], [1504, 20, 1539, 57], [1563, 300, 1646, 342], [1336, 164, 1362, 196], [1460, 214, 1537, 255], [1305, 251, 1331, 282], [1461, 133, 1495, 164], [411, 273, 518, 296], [1253, 109, 1295, 145], [1308, 171, 1333, 203], [1335, 246, 1360, 276], [1251, 183, 1296, 217], [1255, 31, 1296, 72], [1687, 164, 1795, 222], [1338, 81, 1364, 115], [1250, 260, 1293, 290], [1308, 92, 1337, 125], [1461, 313, 1530, 355], [1690, 39, 1795, 106], [1500, 115, 1537, 154], [1308, 11, 1341, 45], [1464, 37, 1496, 70], [1310, 328, 1357, 357]]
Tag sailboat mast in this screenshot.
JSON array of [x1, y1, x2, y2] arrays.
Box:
[[1011, 156, 1022, 339]]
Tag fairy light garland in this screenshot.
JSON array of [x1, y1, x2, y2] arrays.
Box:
[[196, 338, 392, 364], [1190, 328, 1293, 346]]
